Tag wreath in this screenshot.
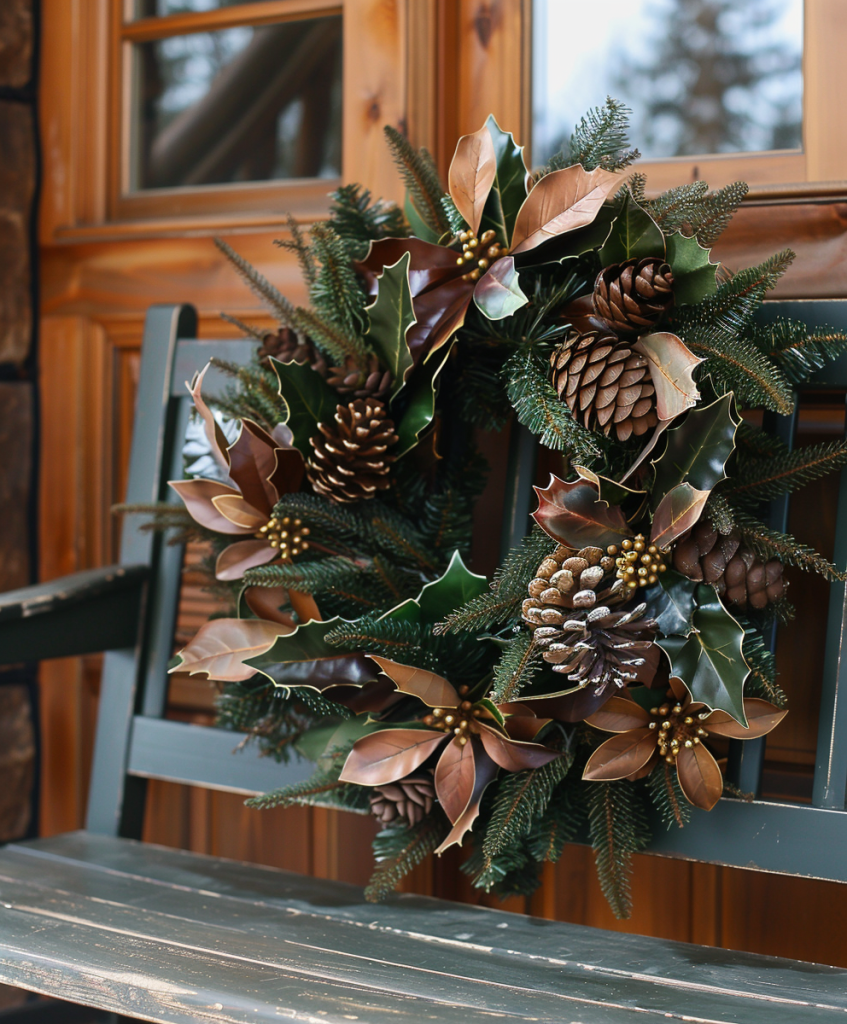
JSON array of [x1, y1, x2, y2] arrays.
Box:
[[146, 99, 847, 918]]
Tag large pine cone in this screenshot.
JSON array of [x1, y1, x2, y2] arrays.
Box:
[[550, 330, 658, 442], [306, 399, 398, 504], [673, 520, 785, 610], [369, 772, 435, 826], [327, 353, 392, 401], [522, 545, 622, 629], [593, 257, 674, 335], [258, 327, 326, 373]]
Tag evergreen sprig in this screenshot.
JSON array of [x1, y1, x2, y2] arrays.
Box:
[[247, 745, 368, 812], [365, 815, 450, 902], [587, 780, 651, 920], [747, 316, 847, 385], [491, 632, 543, 703], [731, 441, 847, 503], [565, 97, 640, 172], [732, 511, 847, 582], [242, 557, 365, 591], [308, 222, 369, 341], [526, 775, 586, 864], [646, 181, 748, 247], [738, 628, 787, 708], [329, 184, 407, 259], [274, 213, 317, 288], [649, 763, 691, 830], [383, 126, 450, 236]]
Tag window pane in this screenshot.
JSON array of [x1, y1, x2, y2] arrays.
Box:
[[130, 17, 342, 189], [134, 1, 259, 18], [532, 0, 803, 166]]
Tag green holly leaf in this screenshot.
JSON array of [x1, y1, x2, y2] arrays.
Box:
[[245, 618, 376, 690], [394, 342, 452, 457], [643, 570, 698, 637], [573, 465, 646, 511], [656, 586, 749, 724], [598, 193, 665, 265], [651, 393, 740, 501], [295, 714, 380, 763], [525, 204, 617, 268], [480, 115, 529, 247], [365, 251, 416, 401], [476, 697, 505, 727], [271, 357, 338, 457], [473, 257, 529, 320], [381, 551, 489, 626], [404, 192, 440, 244], [665, 232, 719, 305]]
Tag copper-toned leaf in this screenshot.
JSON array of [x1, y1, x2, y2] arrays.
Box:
[[434, 735, 476, 823], [170, 618, 289, 682], [676, 743, 723, 810], [532, 472, 632, 548], [499, 703, 550, 741], [227, 420, 279, 515], [478, 724, 560, 771], [215, 539, 276, 581], [585, 695, 652, 733], [368, 656, 460, 707], [339, 728, 446, 786], [434, 745, 499, 854], [650, 483, 710, 550], [669, 674, 690, 705], [511, 164, 620, 254], [211, 493, 267, 531], [449, 123, 497, 235], [288, 589, 321, 625], [169, 479, 249, 535], [634, 333, 702, 422], [243, 586, 296, 628], [582, 728, 657, 781], [187, 363, 231, 475], [268, 444, 305, 502], [706, 699, 787, 740]]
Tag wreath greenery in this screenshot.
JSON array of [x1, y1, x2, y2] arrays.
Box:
[[146, 99, 847, 918]]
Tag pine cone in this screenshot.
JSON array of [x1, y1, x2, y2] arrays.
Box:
[[257, 327, 326, 373], [535, 603, 656, 686], [673, 520, 785, 610], [327, 353, 392, 400], [369, 772, 435, 826], [522, 545, 621, 629], [306, 399, 398, 504], [550, 330, 658, 442], [593, 257, 674, 335]]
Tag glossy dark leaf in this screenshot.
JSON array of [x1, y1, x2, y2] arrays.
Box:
[[394, 342, 452, 457], [598, 194, 665, 264], [532, 473, 632, 548], [365, 252, 416, 401], [650, 482, 710, 550], [404, 193, 440, 244], [642, 570, 698, 637], [270, 356, 339, 457], [652, 393, 740, 499], [573, 465, 646, 511], [480, 115, 529, 247], [665, 232, 719, 305]]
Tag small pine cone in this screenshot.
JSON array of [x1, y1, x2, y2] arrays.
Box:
[[593, 257, 674, 335], [327, 353, 392, 400], [550, 329, 658, 442], [257, 327, 326, 373], [306, 399, 398, 504], [522, 544, 622, 631], [673, 519, 785, 610], [369, 772, 435, 827]]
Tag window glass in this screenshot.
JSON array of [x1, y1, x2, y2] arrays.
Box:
[[129, 16, 342, 189], [532, 0, 803, 166], [134, 1, 258, 18]]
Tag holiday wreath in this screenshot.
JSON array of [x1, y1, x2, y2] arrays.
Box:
[[141, 100, 847, 918]]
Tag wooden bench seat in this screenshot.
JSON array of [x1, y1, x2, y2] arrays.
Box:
[[2, 831, 847, 1024]]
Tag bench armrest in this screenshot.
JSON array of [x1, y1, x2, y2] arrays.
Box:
[[0, 564, 149, 664]]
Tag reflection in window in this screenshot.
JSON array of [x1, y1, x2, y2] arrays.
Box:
[[533, 0, 803, 166], [130, 17, 342, 189], [134, 1, 257, 17]]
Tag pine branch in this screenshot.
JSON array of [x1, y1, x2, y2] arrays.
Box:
[[383, 126, 450, 235], [687, 328, 794, 413], [587, 780, 650, 920], [441, 195, 464, 235], [645, 181, 709, 231], [730, 441, 847, 503], [329, 184, 407, 259], [325, 616, 426, 660], [247, 746, 368, 811], [649, 762, 691, 830], [290, 304, 367, 365], [735, 420, 790, 460], [365, 815, 449, 902], [219, 312, 267, 343], [747, 316, 847, 385], [274, 213, 317, 288], [242, 557, 364, 591], [504, 347, 606, 462], [565, 97, 640, 172], [434, 591, 524, 636], [491, 631, 543, 703], [215, 238, 296, 325], [482, 748, 573, 861], [527, 775, 585, 864], [308, 222, 369, 341], [738, 627, 787, 708], [732, 511, 847, 582]]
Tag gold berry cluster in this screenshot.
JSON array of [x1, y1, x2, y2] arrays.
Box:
[[422, 685, 481, 747], [256, 515, 310, 561], [648, 701, 710, 763], [455, 229, 508, 281], [606, 534, 668, 591]]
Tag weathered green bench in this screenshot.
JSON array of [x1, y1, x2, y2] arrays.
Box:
[[2, 302, 847, 1023]]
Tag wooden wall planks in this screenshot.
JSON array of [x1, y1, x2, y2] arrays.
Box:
[[34, 0, 847, 972]]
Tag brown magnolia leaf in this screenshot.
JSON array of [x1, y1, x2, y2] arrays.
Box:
[[706, 699, 787, 740], [289, 589, 321, 625], [169, 479, 249, 535], [585, 695, 652, 734], [511, 164, 620, 254], [448, 123, 496, 235], [339, 728, 446, 786], [582, 728, 657, 781], [243, 586, 296, 628], [634, 333, 703, 422], [215, 539, 276, 581], [676, 743, 723, 810], [227, 420, 279, 515], [478, 724, 560, 771], [669, 674, 690, 704], [268, 442, 306, 501], [171, 618, 289, 682], [434, 745, 499, 854], [499, 704, 550, 741], [532, 472, 632, 548], [650, 482, 710, 550], [211, 493, 268, 531], [368, 657, 460, 707], [434, 736, 476, 823], [187, 363, 231, 475]]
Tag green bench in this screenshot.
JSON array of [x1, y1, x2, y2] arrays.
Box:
[[2, 302, 847, 1023]]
